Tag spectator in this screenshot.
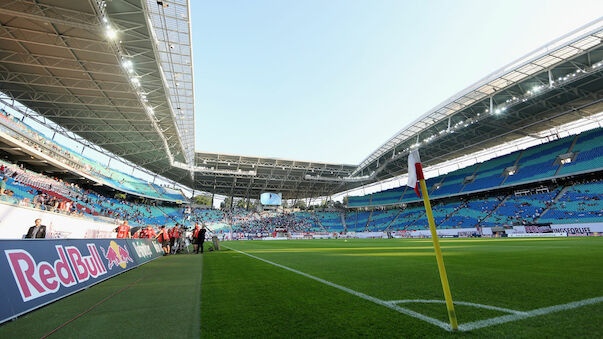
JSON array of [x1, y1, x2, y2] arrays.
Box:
[[25, 218, 46, 239], [0, 176, 7, 195]]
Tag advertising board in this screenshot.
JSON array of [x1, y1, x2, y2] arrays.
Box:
[[0, 238, 163, 324]]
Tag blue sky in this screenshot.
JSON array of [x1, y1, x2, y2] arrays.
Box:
[[191, 1, 602, 164]]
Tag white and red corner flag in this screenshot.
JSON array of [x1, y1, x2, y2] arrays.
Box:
[[407, 149, 423, 198]]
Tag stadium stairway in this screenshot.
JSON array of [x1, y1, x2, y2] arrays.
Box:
[[345, 212, 357, 231], [340, 214, 347, 232], [537, 180, 603, 223], [383, 209, 403, 231], [405, 209, 428, 230], [534, 185, 572, 222], [364, 210, 374, 232], [436, 202, 468, 227], [477, 195, 510, 227], [156, 205, 181, 225], [319, 219, 328, 232]]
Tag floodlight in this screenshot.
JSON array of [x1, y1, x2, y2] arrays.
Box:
[[105, 26, 117, 40], [130, 77, 140, 87]]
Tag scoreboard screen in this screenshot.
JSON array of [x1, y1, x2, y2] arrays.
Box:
[[260, 192, 282, 206]]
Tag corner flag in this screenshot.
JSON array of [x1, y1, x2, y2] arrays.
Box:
[[407, 149, 422, 197], [409, 149, 459, 331]]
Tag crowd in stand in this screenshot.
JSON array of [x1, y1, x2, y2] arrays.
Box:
[[257, 213, 317, 232], [0, 147, 600, 236], [543, 178, 603, 221], [0, 109, 185, 202], [0, 104, 601, 239], [0, 158, 182, 225], [0, 162, 601, 235]]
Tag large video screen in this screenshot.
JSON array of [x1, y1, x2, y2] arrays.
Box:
[[260, 192, 282, 206]]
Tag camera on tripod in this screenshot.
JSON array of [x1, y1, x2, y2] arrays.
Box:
[[171, 226, 190, 254]]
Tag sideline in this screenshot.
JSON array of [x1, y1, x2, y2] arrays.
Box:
[[224, 245, 603, 332], [224, 245, 451, 331]]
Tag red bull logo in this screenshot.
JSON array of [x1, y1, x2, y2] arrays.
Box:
[[5, 244, 107, 302], [100, 241, 133, 270]]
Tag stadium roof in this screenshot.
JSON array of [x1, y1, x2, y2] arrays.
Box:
[[345, 19, 603, 186], [0, 0, 193, 185], [194, 152, 357, 199], [0, 2, 602, 199]]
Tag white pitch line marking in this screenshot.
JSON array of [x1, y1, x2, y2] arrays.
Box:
[[387, 299, 527, 315], [459, 296, 603, 331], [224, 246, 603, 332], [224, 246, 452, 331]]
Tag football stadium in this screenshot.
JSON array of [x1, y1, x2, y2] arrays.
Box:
[[0, 1, 602, 338]]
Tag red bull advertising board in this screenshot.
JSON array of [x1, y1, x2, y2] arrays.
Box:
[[0, 239, 163, 324]]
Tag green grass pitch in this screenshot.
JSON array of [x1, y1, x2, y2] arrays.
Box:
[[1, 238, 602, 338]]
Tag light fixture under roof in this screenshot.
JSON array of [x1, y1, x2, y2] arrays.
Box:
[[105, 26, 117, 40]]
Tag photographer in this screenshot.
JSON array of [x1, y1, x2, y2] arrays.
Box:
[[169, 223, 180, 253], [155, 225, 170, 256], [173, 224, 189, 254]]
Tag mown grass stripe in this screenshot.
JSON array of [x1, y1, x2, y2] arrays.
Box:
[[193, 254, 203, 338], [224, 245, 452, 331], [40, 274, 149, 338]]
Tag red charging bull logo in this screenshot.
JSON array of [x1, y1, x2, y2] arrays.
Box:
[[100, 241, 133, 270]]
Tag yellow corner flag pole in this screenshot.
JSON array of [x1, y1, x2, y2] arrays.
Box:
[[416, 164, 459, 331]]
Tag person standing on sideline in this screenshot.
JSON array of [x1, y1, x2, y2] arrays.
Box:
[[142, 225, 156, 239], [192, 223, 202, 254], [116, 220, 131, 239], [169, 223, 179, 253], [155, 225, 170, 256], [198, 224, 207, 253], [25, 218, 46, 239]]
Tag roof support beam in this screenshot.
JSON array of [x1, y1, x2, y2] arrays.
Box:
[[0, 1, 98, 30]]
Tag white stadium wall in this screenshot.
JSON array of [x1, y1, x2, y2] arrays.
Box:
[[0, 202, 118, 239]]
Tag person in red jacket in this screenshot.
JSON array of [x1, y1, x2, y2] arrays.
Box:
[[116, 220, 131, 239], [169, 223, 179, 252], [155, 225, 170, 256], [192, 223, 204, 254], [142, 225, 156, 239]]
